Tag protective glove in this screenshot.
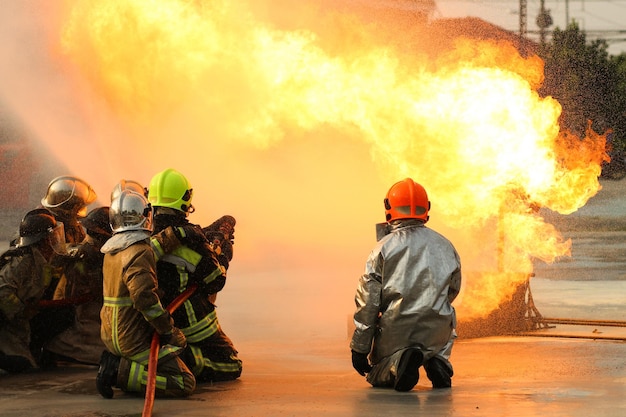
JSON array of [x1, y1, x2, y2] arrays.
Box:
[[203, 215, 236, 261], [176, 224, 207, 244], [159, 326, 187, 348], [351, 350, 372, 376], [149, 311, 175, 334]]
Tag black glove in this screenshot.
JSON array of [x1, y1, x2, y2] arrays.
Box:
[[203, 215, 236, 244], [351, 350, 372, 376], [159, 326, 187, 348], [176, 224, 207, 244]]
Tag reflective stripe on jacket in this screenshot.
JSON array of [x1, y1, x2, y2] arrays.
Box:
[[100, 240, 170, 358]]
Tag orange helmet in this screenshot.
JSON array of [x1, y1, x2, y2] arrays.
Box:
[[384, 178, 430, 223]]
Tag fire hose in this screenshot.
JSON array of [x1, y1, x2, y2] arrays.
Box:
[[142, 284, 198, 417], [36, 295, 95, 308]]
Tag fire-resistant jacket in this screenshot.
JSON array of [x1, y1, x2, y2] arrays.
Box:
[[100, 233, 172, 359], [0, 246, 55, 366], [350, 219, 462, 364], [46, 236, 106, 365], [151, 214, 226, 344]]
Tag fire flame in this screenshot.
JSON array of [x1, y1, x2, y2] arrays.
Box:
[[55, 0, 607, 321]]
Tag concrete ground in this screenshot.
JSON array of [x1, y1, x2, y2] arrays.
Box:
[[2, 179, 626, 416], [1, 332, 626, 417]]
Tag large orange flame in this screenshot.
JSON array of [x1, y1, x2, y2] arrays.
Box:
[[51, 0, 608, 321]]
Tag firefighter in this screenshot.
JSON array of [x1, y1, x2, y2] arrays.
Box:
[[32, 176, 97, 365], [147, 168, 243, 383], [0, 209, 67, 372], [96, 190, 195, 398], [43, 206, 112, 366], [40, 175, 98, 245], [350, 178, 462, 391]]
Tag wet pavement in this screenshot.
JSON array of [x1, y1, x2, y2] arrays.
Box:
[[2, 179, 626, 416], [1, 332, 626, 417]]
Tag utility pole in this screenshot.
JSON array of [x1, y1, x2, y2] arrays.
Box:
[[519, 0, 527, 54], [536, 0, 553, 47]]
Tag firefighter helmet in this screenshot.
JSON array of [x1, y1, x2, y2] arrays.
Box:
[[110, 179, 146, 202], [110, 190, 153, 234], [17, 208, 66, 252], [81, 206, 112, 239], [384, 178, 430, 223], [147, 168, 194, 214], [41, 175, 97, 218]]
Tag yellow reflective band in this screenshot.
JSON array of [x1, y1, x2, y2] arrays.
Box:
[[171, 245, 202, 267], [150, 237, 165, 259], [201, 356, 242, 373], [177, 265, 189, 292], [203, 267, 223, 285], [111, 307, 122, 355], [182, 311, 219, 343], [142, 303, 167, 321], [127, 361, 143, 392], [103, 296, 133, 307]]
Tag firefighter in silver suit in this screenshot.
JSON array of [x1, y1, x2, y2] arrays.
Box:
[[350, 178, 462, 391]]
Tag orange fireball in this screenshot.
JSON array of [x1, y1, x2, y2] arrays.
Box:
[[56, 0, 608, 321]]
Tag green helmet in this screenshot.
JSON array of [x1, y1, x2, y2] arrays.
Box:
[[147, 169, 194, 214]]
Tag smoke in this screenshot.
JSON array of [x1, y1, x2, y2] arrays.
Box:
[[0, 0, 606, 342]]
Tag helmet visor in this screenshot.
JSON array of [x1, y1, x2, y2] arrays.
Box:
[[48, 223, 67, 255], [42, 176, 97, 216]]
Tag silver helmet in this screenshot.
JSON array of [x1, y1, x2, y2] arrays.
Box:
[[110, 179, 146, 202], [109, 190, 153, 234]]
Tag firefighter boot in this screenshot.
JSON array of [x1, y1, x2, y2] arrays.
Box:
[[424, 356, 453, 389], [96, 350, 120, 398], [394, 348, 423, 392]]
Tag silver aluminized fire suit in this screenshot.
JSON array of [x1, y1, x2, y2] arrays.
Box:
[[350, 218, 461, 387]]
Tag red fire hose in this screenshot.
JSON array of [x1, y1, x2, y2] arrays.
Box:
[[37, 295, 95, 308], [142, 284, 198, 417]]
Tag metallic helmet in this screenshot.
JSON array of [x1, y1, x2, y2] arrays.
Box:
[[81, 206, 112, 238], [17, 208, 66, 253], [41, 176, 97, 218], [110, 179, 146, 202], [384, 178, 430, 223], [110, 190, 153, 234], [147, 168, 194, 214]]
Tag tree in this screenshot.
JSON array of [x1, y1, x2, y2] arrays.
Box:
[[539, 23, 626, 178]]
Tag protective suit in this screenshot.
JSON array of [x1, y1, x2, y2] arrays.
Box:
[[152, 213, 242, 382], [45, 207, 111, 365], [350, 178, 461, 391], [0, 209, 66, 372], [147, 168, 242, 383], [98, 190, 194, 398], [0, 246, 54, 370]]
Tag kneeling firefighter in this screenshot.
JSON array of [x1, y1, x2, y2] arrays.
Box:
[[148, 168, 242, 383]]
